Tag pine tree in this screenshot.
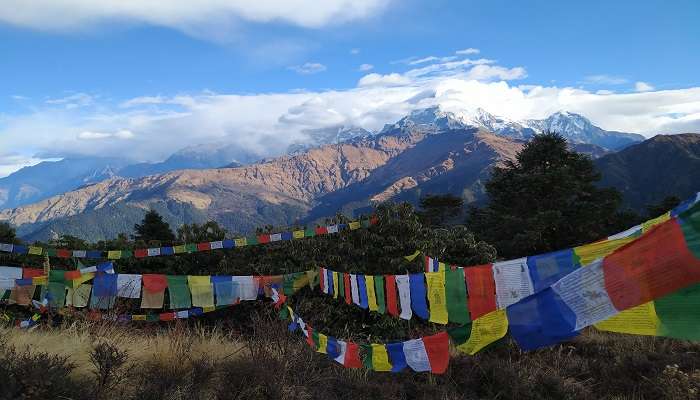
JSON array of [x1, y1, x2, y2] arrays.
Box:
[[133, 210, 176, 243], [418, 194, 464, 226], [0, 222, 17, 243], [468, 132, 628, 258]]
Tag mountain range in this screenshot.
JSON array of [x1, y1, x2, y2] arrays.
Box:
[[2, 106, 692, 242]]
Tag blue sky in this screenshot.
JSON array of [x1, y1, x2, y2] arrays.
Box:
[[1, 0, 699, 176]]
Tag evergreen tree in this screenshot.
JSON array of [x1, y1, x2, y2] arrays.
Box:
[[133, 210, 175, 243], [177, 221, 227, 243], [468, 132, 628, 258], [646, 195, 681, 218], [417, 194, 465, 226], [0, 222, 17, 244]]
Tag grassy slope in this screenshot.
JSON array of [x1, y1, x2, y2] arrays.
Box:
[[1, 311, 699, 400]]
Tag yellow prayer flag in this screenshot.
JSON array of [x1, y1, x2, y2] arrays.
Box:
[[71, 284, 92, 308], [426, 271, 449, 324], [348, 221, 361, 230], [132, 315, 147, 321], [574, 237, 636, 266], [595, 302, 661, 336], [306, 270, 318, 289], [332, 272, 339, 299], [203, 306, 216, 313], [317, 334, 328, 354], [72, 272, 95, 287], [456, 310, 509, 355], [28, 246, 43, 256], [642, 211, 671, 233], [32, 276, 47, 286], [404, 250, 421, 262], [365, 275, 378, 312], [107, 250, 122, 259], [371, 344, 393, 372], [293, 230, 305, 239], [173, 245, 187, 254], [234, 238, 247, 247], [188, 276, 215, 308]]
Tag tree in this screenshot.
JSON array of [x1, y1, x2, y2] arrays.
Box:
[[0, 222, 17, 244], [417, 194, 464, 226], [177, 221, 227, 243], [468, 132, 627, 258], [133, 210, 175, 243], [646, 195, 681, 218]]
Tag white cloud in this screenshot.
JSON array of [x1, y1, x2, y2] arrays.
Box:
[[350, 48, 361, 55], [288, 62, 327, 74], [635, 81, 655, 92], [0, 1, 391, 34], [455, 48, 480, 55], [2, 55, 700, 175], [77, 129, 135, 140], [584, 74, 628, 85], [45, 92, 94, 109], [358, 63, 374, 71], [358, 73, 413, 87]]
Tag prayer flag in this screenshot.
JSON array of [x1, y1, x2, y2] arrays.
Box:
[[386, 342, 407, 372], [365, 275, 378, 312], [409, 273, 429, 319], [116, 274, 142, 299], [141, 274, 167, 309], [451, 310, 509, 355], [445, 267, 470, 324], [527, 249, 578, 292], [357, 274, 369, 309], [212, 276, 239, 305], [426, 271, 448, 324], [403, 338, 430, 372], [167, 275, 192, 309], [344, 273, 352, 304], [232, 276, 258, 301], [371, 344, 392, 372], [350, 274, 360, 306], [492, 258, 534, 309], [422, 332, 450, 374], [344, 342, 363, 369], [374, 275, 386, 314], [188, 276, 215, 308], [385, 275, 399, 317], [395, 274, 412, 320]]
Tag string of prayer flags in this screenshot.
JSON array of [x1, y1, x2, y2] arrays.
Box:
[[0, 217, 377, 259]]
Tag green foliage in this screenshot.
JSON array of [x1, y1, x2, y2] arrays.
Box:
[[468, 132, 635, 258], [417, 194, 465, 226], [177, 221, 227, 243], [646, 195, 681, 218], [133, 209, 176, 244], [0, 222, 17, 244]]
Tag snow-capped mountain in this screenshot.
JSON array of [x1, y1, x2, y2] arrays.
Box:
[[287, 125, 372, 153], [523, 111, 644, 150], [380, 105, 643, 150]]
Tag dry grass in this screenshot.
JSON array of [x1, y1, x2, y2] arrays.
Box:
[[0, 314, 699, 400]]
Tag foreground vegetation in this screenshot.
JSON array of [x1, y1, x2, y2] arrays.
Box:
[[1, 308, 699, 400]]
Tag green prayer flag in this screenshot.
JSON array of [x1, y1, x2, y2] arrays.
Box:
[[374, 275, 386, 314], [45, 248, 57, 257], [47, 282, 66, 307], [146, 314, 160, 322], [186, 243, 198, 253], [361, 344, 373, 370], [304, 228, 316, 237], [447, 323, 472, 346], [446, 268, 470, 324], [49, 270, 67, 284], [337, 272, 345, 299], [246, 236, 259, 245], [655, 283, 700, 340], [312, 331, 320, 351], [679, 202, 700, 259], [167, 276, 192, 309]]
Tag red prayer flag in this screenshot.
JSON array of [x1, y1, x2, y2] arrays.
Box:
[[57, 249, 71, 258], [159, 312, 176, 321], [22, 268, 44, 278], [385, 275, 399, 317], [257, 234, 271, 244], [370, 216, 379, 225], [603, 219, 700, 311], [64, 270, 82, 280], [197, 242, 211, 251], [344, 273, 352, 304], [142, 274, 168, 293], [306, 326, 315, 348], [134, 249, 148, 258], [343, 342, 363, 369], [422, 332, 450, 374], [315, 226, 328, 235], [319, 268, 326, 292], [465, 264, 497, 319]]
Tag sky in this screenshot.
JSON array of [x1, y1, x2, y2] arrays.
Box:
[[1, 0, 699, 177]]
